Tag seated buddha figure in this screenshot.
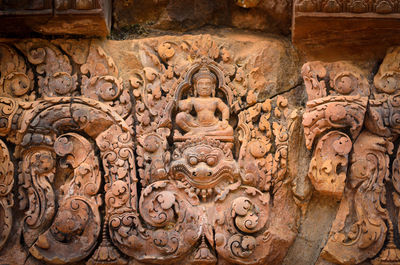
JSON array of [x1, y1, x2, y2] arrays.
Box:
[[176, 67, 234, 138]]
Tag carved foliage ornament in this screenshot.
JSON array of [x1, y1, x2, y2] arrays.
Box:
[[0, 37, 300, 265], [117, 36, 299, 265], [303, 47, 400, 264]]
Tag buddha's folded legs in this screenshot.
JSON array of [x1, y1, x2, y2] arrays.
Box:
[[176, 112, 200, 132]]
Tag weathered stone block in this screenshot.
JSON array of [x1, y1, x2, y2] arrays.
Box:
[[0, 0, 111, 36], [293, 0, 400, 56], [112, 0, 292, 35]]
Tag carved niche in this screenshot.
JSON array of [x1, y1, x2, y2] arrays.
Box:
[[303, 47, 400, 264], [0, 36, 301, 264]]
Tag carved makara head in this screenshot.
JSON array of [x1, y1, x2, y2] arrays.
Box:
[[171, 138, 238, 198]]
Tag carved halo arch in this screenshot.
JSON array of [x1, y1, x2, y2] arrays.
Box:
[[160, 58, 234, 130], [174, 58, 233, 104]]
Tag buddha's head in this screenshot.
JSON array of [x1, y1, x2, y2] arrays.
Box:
[[193, 66, 217, 97]]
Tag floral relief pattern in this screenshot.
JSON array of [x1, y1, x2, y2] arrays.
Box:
[[303, 48, 400, 264], [3, 34, 400, 265], [0, 36, 301, 265]]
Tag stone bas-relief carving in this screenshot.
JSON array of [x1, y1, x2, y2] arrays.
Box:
[[175, 65, 234, 139], [303, 47, 400, 264], [0, 34, 302, 264], [115, 35, 300, 264]]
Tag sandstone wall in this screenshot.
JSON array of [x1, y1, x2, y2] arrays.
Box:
[[0, 1, 399, 265]]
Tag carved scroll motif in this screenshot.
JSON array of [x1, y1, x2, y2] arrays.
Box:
[[29, 133, 101, 263], [321, 132, 389, 264], [15, 40, 78, 98], [0, 40, 134, 264], [15, 98, 132, 264], [0, 139, 14, 251], [303, 48, 400, 264], [302, 61, 369, 150], [0, 44, 34, 101], [0, 37, 301, 265], [302, 61, 369, 199], [308, 131, 351, 198], [128, 36, 300, 264]]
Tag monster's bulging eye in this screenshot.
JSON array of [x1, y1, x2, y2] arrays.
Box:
[[206, 156, 216, 166], [188, 156, 198, 165]]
